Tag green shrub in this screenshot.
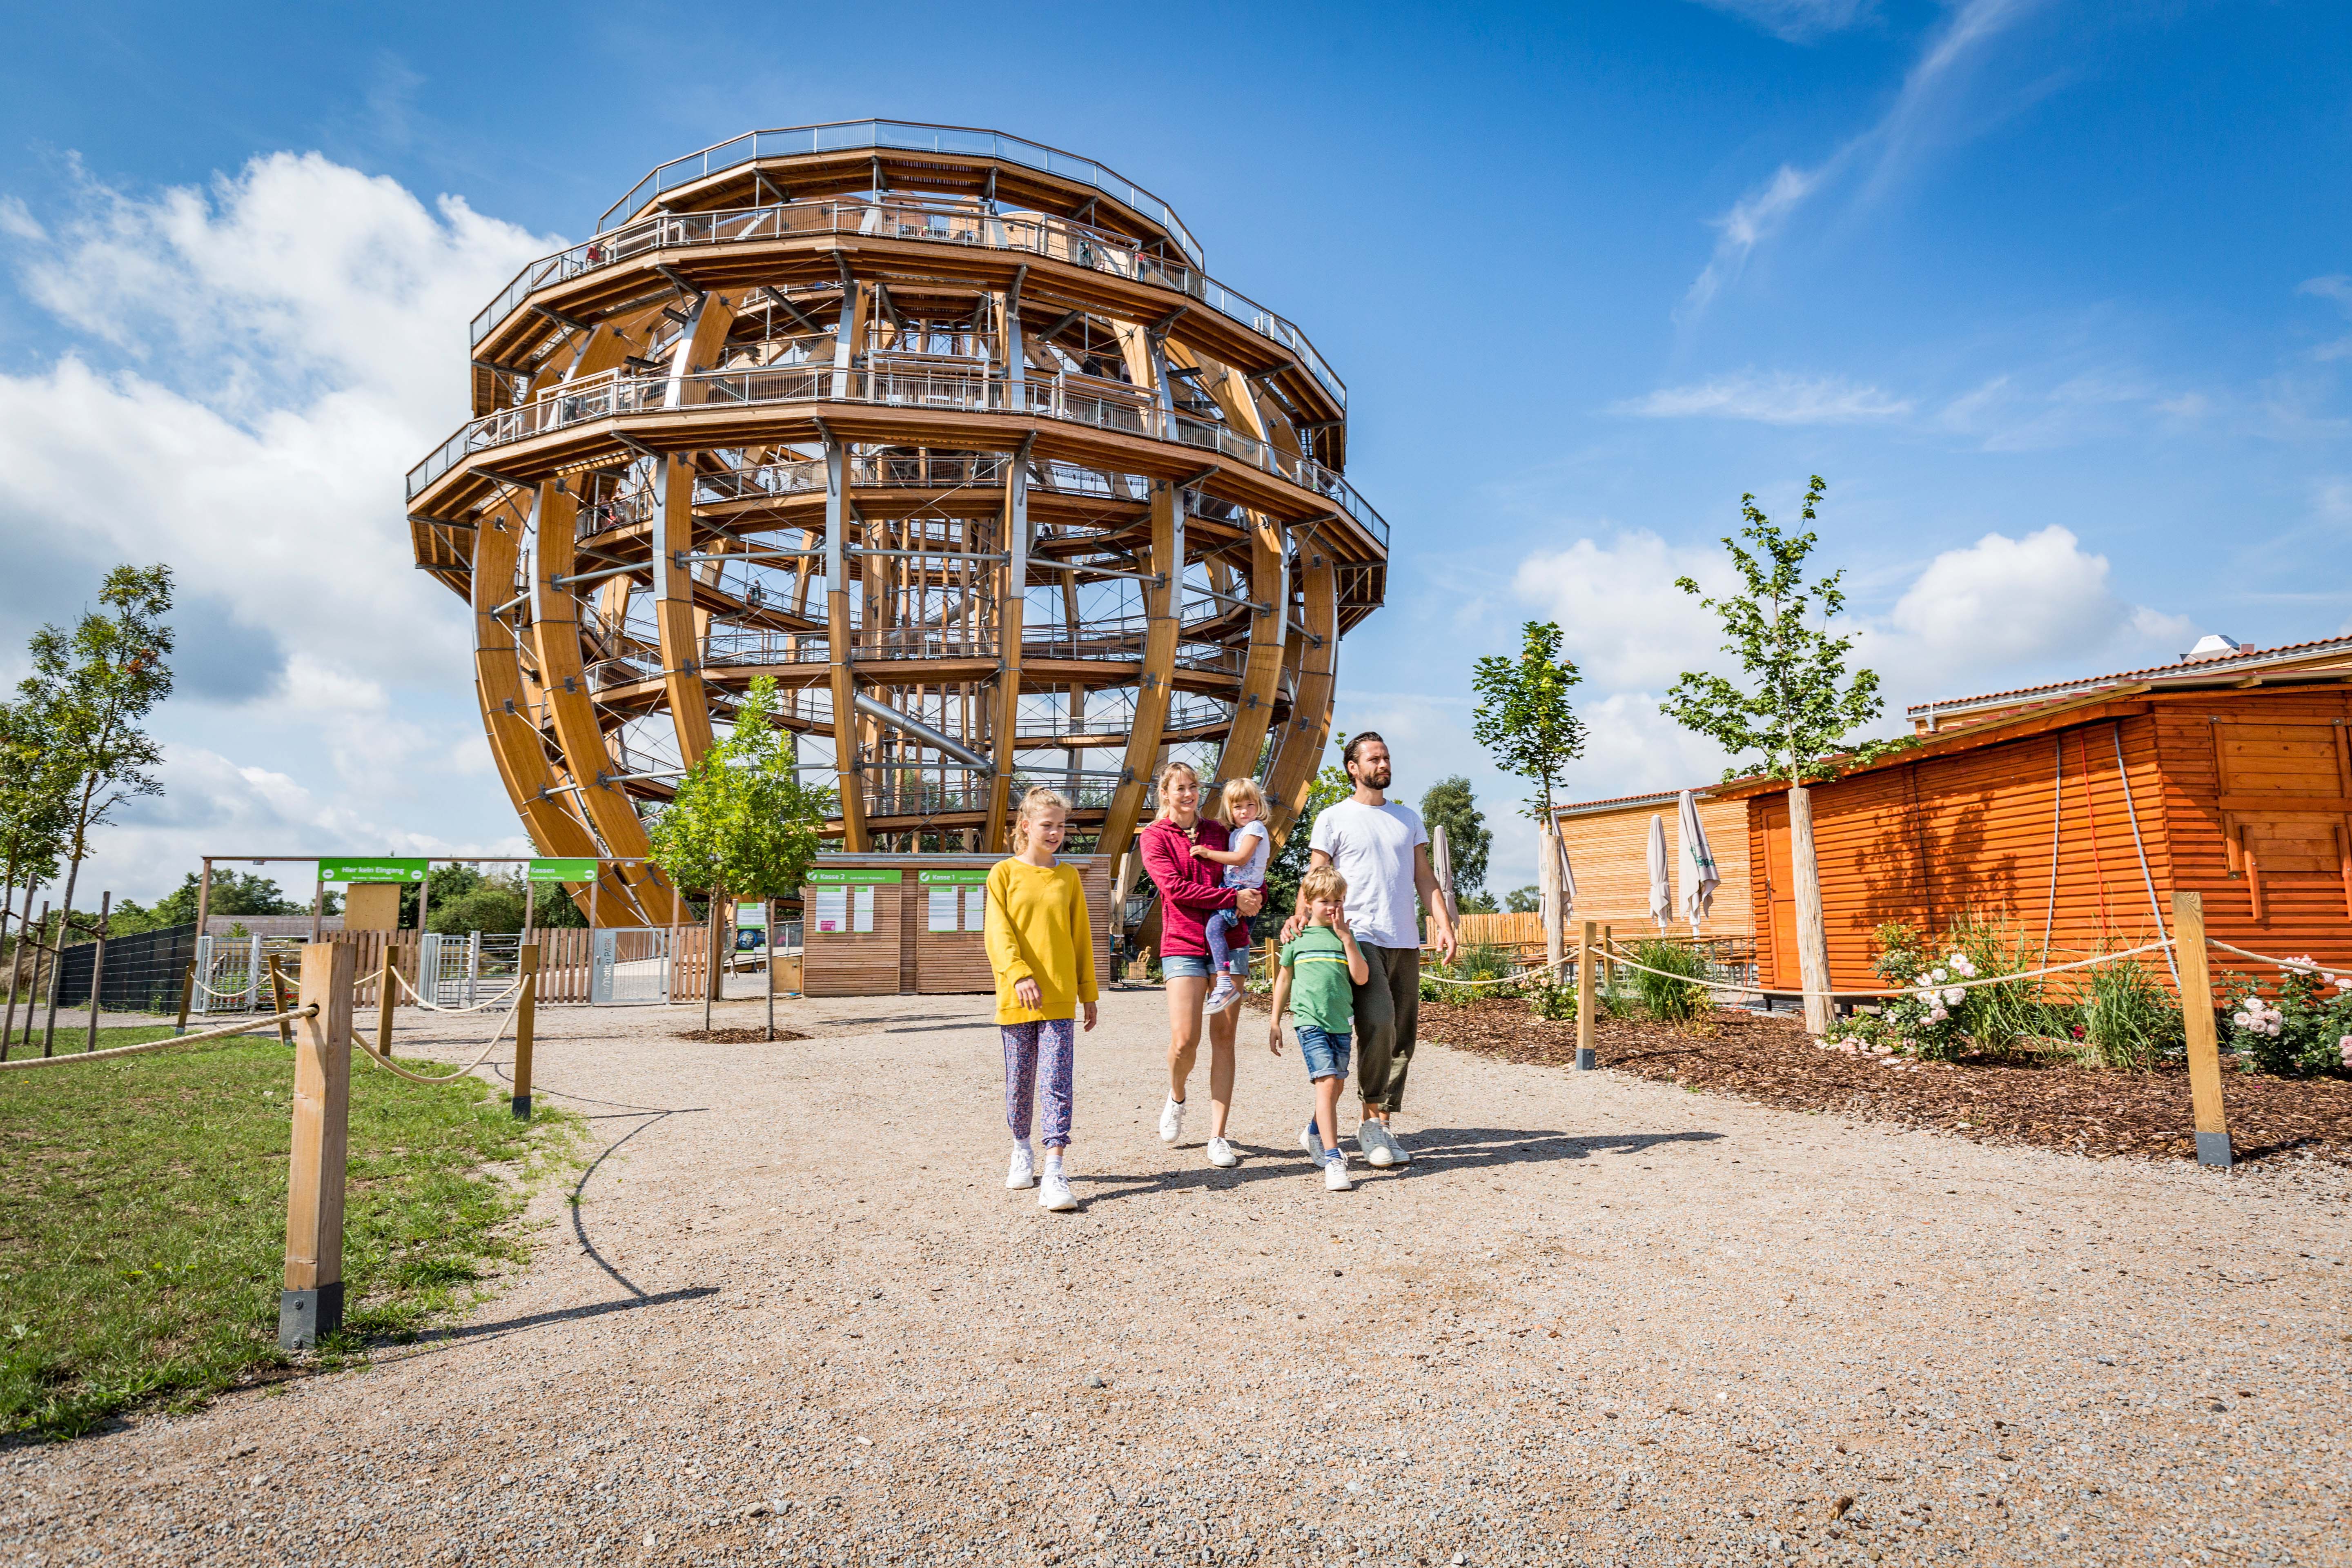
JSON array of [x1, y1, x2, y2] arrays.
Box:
[[2069, 956, 2183, 1069], [1627, 938, 1709, 1023]]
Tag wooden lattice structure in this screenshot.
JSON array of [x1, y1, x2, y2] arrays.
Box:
[[405, 122, 1388, 925]]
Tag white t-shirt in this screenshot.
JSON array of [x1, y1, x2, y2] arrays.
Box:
[[1222, 820, 1270, 891], [1307, 797, 1428, 950]]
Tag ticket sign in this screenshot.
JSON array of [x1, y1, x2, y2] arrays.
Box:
[[528, 857, 601, 882], [916, 867, 993, 885], [316, 857, 428, 884], [806, 868, 900, 884]]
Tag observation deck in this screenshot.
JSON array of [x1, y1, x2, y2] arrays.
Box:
[[406, 121, 1388, 920]]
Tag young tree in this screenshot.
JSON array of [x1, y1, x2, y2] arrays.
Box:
[[1471, 624, 1587, 824], [1472, 622, 1587, 965], [16, 565, 174, 1050], [1418, 776, 1492, 902], [1661, 477, 1897, 1035], [0, 701, 68, 1043], [1503, 885, 1541, 914], [648, 676, 834, 1034]]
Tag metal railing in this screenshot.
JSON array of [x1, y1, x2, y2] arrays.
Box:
[[594, 120, 1206, 265], [409, 365, 1388, 551], [475, 192, 1341, 407]]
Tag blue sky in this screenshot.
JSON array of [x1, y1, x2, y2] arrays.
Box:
[[1, 0, 2347, 901]]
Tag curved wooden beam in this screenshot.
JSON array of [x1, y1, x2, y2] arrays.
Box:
[[1096, 482, 1182, 859], [528, 481, 680, 926], [1265, 530, 1337, 843], [653, 456, 717, 766]]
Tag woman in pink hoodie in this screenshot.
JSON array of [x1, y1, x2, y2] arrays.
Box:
[[1138, 761, 1265, 1169]]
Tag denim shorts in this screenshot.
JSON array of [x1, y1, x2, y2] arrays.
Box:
[[1160, 953, 1214, 980], [1296, 1024, 1352, 1082]]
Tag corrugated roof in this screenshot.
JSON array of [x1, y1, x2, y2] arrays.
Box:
[[1907, 632, 2352, 719]]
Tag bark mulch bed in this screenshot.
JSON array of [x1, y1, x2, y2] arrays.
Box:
[[1405, 995, 2352, 1169]]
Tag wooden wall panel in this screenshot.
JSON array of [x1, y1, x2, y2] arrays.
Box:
[[1553, 797, 1752, 936]]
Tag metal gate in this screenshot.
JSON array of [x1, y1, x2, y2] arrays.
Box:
[[589, 928, 672, 1005], [417, 932, 525, 1008]]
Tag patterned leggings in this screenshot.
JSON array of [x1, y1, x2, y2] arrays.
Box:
[[1001, 1018, 1076, 1149]]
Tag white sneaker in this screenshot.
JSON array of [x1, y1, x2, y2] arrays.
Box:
[[1323, 1157, 1354, 1192], [1159, 1097, 1186, 1144], [1006, 1143, 1037, 1190], [1204, 977, 1239, 1012], [1383, 1126, 1413, 1165], [1039, 1171, 1077, 1212], [1359, 1120, 1397, 1168], [1300, 1119, 1322, 1156], [1206, 1136, 1238, 1169]]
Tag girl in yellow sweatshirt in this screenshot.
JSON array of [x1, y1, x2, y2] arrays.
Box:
[[984, 787, 1099, 1212]]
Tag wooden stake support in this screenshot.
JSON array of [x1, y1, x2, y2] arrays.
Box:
[[266, 953, 294, 1048], [511, 944, 539, 1118], [376, 951, 397, 1066], [282, 942, 355, 1349], [2170, 891, 2232, 1169], [174, 959, 195, 1037], [1575, 920, 1597, 1072]]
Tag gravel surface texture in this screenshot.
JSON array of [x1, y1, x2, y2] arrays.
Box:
[[3, 987, 2348, 1567]]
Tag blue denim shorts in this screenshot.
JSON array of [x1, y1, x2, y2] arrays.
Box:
[[1160, 953, 1214, 980], [1296, 1024, 1352, 1082]]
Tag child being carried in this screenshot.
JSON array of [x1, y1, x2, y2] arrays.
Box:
[[1189, 778, 1270, 1013]]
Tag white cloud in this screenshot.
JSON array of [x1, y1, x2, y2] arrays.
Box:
[[1692, 0, 1877, 43], [0, 152, 563, 902], [1614, 371, 1913, 425], [1867, 526, 2193, 692], [1680, 0, 2043, 321], [1511, 530, 1729, 691]]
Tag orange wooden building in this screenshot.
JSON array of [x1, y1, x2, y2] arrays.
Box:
[[1726, 635, 2352, 993], [1552, 789, 1752, 939]]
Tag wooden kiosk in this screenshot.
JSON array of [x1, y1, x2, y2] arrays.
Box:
[[802, 854, 1114, 998]]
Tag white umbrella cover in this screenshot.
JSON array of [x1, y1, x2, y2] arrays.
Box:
[[1646, 813, 1671, 929], [1677, 788, 1720, 932]]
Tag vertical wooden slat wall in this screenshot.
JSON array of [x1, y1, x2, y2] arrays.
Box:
[[1551, 796, 1753, 936]]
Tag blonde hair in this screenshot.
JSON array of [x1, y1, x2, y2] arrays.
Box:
[[1150, 760, 1200, 820], [1299, 864, 1348, 907], [1214, 777, 1266, 824], [1011, 786, 1070, 853]]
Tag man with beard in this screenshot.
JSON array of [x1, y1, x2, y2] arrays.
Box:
[[1287, 732, 1459, 1168]]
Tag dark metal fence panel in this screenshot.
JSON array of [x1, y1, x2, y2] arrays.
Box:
[[53, 923, 198, 1015]]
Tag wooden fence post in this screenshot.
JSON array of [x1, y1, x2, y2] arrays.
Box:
[[376, 951, 397, 1066], [1575, 920, 1597, 1072], [512, 944, 539, 1119], [282, 942, 355, 1349], [2170, 891, 2232, 1169], [175, 960, 196, 1037], [266, 953, 294, 1048], [82, 891, 111, 1054]]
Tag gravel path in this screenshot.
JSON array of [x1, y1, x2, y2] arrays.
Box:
[[4, 987, 2348, 1567]]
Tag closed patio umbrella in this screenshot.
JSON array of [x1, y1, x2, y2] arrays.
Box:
[[1646, 813, 1671, 930], [1677, 788, 1720, 933]]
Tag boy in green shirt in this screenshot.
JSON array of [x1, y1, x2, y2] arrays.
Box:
[[1267, 864, 1372, 1191]]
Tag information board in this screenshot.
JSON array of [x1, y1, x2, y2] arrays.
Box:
[[316, 857, 428, 884]]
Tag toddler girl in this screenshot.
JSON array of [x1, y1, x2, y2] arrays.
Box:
[[983, 787, 1099, 1212], [1190, 778, 1270, 1013]]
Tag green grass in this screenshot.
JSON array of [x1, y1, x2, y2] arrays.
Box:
[[0, 1037, 577, 1440], [1, 1023, 240, 1059], [1627, 938, 1711, 1023]]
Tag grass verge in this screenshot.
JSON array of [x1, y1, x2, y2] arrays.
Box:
[[0, 1036, 578, 1440]]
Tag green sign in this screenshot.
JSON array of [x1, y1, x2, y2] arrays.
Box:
[[917, 867, 993, 885], [735, 902, 767, 927], [806, 867, 900, 885], [316, 857, 428, 884], [528, 857, 601, 882]]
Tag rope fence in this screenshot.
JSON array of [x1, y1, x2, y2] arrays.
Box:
[[387, 965, 526, 1015], [0, 1007, 318, 1071]]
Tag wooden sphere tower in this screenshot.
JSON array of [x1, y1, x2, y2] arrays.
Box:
[[407, 122, 1389, 924]]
